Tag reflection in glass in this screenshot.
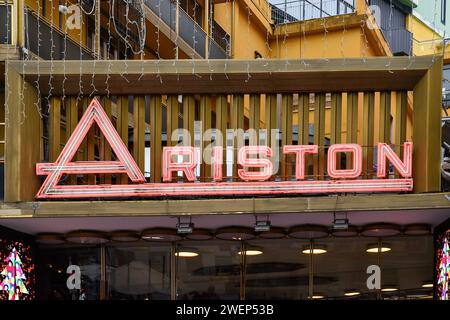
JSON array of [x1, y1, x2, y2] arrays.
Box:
[[244, 239, 310, 300], [176, 241, 241, 300], [106, 244, 171, 300], [36, 245, 100, 300]]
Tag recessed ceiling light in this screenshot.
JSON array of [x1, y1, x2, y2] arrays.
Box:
[[310, 294, 325, 299], [381, 287, 399, 292], [302, 244, 327, 255], [344, 290, 361, 297], [238, 246, 264, 256], [421, 282, 433, 288], [366, 243, 391, 253], [175, 248, 199, 258]]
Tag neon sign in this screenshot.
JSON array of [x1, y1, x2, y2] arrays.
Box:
[[36, 98, 413, 199]]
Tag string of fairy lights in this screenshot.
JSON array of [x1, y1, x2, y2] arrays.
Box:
[[4, 0, 448, 126]]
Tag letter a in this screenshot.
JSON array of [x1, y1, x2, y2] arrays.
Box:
[[36, 98, 145, 199]]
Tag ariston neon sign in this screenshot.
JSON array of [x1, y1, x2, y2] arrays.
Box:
[[36, 99, 413, 199]]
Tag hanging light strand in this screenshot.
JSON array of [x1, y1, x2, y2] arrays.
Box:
[[19, 5, 30, 125], [61, 0, 68, 103], [34, 0, 43, 118], [223, 0, 231, 78], [340, 10, 347, 65], [47, 0, 56, 105], [105, 1, 112, 97], [77, 0, 84, 103], [245, 5, 252, 83]]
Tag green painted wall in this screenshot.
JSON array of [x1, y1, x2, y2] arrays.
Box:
[[413, 0, 450, 36]]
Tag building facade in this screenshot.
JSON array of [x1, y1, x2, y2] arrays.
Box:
[[0, 0, 449, 301]]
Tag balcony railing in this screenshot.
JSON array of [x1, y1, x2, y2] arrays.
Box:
[[143, 0, 228, 58], [383, 27, 412, 56], [0, 4, 12, 44], [25, 9, 94, 60], [270, 0, 355, 24]]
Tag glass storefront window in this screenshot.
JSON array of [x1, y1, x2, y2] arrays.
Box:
[[244, 239, 310, 300], [34, 235, 435, 300], [312, 236, 434, 300], [380, 236, 433, 300], [36, 245, 100, 300], [176, 241, 241, 300], [312, 237, 379, 300], [106, 244, 171, 300]]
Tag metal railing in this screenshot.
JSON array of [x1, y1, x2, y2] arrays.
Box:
[[383, 27, 412, 56], [143, 0, 228, 58], [25, 9, 94, 60], [270, 0, 355, 24], [0, 4, 12, 44]]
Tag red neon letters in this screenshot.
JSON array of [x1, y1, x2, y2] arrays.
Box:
[[35, 98, 414, 199], [327, 144, 362, 179]]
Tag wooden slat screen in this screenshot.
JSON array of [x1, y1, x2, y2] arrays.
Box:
[[41, 90, 410, 185]]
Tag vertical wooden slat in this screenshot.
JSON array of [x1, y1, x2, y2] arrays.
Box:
[[346, 92, 358, 168], [413, 57, 442, 192], [362, 92, 375, 178], [378, 92, 391, 178], [265, 94, 277, 180], [249, 94, 260, 146], [200, 95, 212, 181], [66, 97, 78, 184], [265, 94, 277, 147], [182, 95, 196, 147], [298, 93, 310, 177], [133, 95, 146, 173], [231, 94, 244, 179], [150, 95, 162, 183], [86, 98, 96, 184], [281, 94, 293, 180], [166, 95, 179, 147], [215, 95, 228, 178], [49, 97, 61, 162], [100, 97, 112, 184], [395, 91, 407, 158], [330, 93, 342, 170], [330, 93, 342, 145], [298, 93, 310, 145], [379, 92, 391, 144], [313, 93, 325, 179], [116, 96, 129, 184], [183, 95, 196, 181]]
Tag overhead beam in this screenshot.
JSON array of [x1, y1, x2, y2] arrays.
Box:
[[5, 56, 436, 95], [0, 193, 449, 218]]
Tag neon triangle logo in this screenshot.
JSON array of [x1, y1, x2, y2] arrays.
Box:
[[36, 98, 145, 198]]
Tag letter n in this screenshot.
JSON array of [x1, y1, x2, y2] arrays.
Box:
[[377, 142, 412, 178]]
